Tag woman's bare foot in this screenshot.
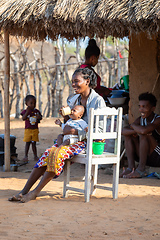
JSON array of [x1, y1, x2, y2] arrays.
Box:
[[20, 191, 38, 203], [119, 167, 132, 178], [8, 193, 22, 201]]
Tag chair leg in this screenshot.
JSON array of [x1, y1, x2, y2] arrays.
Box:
[[112, 162, 120, 199], [63, 160, 70, 198], [91, 164, 98, 195], [120, 148, 126, 161], [84, 162, 92, 202]]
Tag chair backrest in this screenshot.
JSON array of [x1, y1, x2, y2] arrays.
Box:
[[86, 107, 123, 157]]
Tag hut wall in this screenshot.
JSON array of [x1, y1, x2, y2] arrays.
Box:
[[129, 32, 160, 123]]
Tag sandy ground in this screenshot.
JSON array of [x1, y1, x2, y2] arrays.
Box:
[[0, 118, 160, 240]]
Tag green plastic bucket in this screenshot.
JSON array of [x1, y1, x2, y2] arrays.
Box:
[[92, 142, 106, 155], [120, 75, 129, 91]]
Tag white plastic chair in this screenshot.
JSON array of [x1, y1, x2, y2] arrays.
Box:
[[63, 107, 123, 202]]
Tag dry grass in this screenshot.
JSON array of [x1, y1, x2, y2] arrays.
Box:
[[0, 0, 160, 40]]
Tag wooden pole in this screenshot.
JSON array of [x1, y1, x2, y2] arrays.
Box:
[[4, 30, 10, 171]]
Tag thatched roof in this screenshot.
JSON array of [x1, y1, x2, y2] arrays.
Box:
[[84, 0, 160, 38], [0, 0, 160, 40], [0, 0, 87, 40]]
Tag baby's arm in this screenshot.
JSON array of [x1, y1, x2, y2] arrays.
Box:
[[55, 119, 62, 127], [84, 127, 88, 132], [59, 106, 70, 123]]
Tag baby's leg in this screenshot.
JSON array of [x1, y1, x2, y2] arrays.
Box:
[[57, 134, 64, 146], [61, 139, 70, 146]]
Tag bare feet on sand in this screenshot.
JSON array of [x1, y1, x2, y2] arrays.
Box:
[[8, 193, 22, 201], [8, 191, 38, 203], [20, 191, 37, 203]]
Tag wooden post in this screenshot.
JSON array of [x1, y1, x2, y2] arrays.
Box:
[[4, 30, 10, 171], [116, 39, 121, 83]]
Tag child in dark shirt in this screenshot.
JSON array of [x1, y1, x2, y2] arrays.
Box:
[[21, 95, 42, 163], [120, 92, 160, 178]]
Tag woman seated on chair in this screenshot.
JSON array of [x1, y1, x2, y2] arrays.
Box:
[[9, 67, 106, 203]]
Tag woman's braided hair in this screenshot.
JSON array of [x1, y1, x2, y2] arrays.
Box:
[[73, 67, 97, 88]]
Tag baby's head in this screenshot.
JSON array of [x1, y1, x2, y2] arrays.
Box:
[[69, 105, 85, 120], [25, 95, 36, 109]]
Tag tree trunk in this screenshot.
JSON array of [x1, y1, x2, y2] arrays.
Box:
[[51, 79, 56, 117], [40, 42, 51, 117], [62, 38, 73, 96], [10, 54, 21, 118], [0, 89, 3, 118], [116, 39, 121, 83], [54, 46, 60, 117], [32, 48, 42, 113], [17, 38, 31, 95], [75, 38, 81, 64]]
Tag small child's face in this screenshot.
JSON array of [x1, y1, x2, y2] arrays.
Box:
[[139, 100, 155, 119], [26, 98, 36, 110], [69, 106, 83, 120]]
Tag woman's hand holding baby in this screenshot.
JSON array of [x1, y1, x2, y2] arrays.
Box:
[[63, 125, 78, 135]]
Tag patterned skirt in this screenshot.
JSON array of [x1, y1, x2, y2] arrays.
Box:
[[34, 141, 86, 177]]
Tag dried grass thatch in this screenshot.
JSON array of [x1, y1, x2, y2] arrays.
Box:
[[84, 0, 160, 38], [0, 0, 87, 40], [0, 0, 160, 40]]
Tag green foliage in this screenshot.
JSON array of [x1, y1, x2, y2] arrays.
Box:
[[65, 45, 85, 57]]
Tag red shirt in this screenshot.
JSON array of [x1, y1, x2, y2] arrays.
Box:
[[21, 108, 41, 129]]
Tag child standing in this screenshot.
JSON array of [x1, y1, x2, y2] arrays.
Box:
[[55, 105, 88, 146], [21, 95, 42, 163]]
